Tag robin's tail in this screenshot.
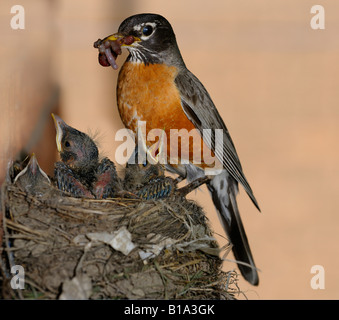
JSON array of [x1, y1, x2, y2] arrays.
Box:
[[207, 171, 259, 286]]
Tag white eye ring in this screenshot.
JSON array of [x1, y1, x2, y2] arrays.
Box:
[[138, 22, 157, 40]]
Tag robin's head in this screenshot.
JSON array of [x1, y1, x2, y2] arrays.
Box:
[[103, 13, 185, 67], [52, 114, 99, 174]]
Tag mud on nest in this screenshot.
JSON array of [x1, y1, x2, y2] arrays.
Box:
[[0, 179, 240, 300]]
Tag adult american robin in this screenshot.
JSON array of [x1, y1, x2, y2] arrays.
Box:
[[96, 13, 260, 285], [52, 114, 122, 199]]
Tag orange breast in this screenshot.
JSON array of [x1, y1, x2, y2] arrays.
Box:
[[117, 61, 213, 168]]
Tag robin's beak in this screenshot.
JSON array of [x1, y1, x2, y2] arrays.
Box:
[[51, 113, 65, 153], [94, 33, 140, 69], [104, 33, 141, 47]]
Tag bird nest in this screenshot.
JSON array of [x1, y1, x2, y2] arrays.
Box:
[[0, 177, 239, 300]]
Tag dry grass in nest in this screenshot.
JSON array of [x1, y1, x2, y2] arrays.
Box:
[[0, 177, 240, 300]]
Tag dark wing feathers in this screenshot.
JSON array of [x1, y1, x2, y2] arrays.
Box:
[[175, 70, 260, 211]]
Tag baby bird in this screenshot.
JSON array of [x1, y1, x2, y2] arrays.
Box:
[[52, 114, 122, 199], [124, 148, 175, 200], [13, 153, 51, 196], [124, 146, 210, 200]]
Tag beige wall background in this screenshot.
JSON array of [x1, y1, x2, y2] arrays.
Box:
[[1, 0, 339, 299]]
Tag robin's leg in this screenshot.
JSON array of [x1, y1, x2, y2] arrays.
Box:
[[177, 176, 210, 196], [92, 157, 123, 199], [54, 162, 94, 198], [145, 129, 166, 165]]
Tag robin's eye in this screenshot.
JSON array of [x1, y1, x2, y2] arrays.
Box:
[[64, 141, 71, 148], [142, 25, 153, 36]]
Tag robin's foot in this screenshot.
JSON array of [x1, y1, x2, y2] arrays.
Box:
[[177, 176, 210, 196]]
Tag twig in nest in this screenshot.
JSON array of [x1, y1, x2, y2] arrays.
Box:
[[154, 261, 168, 300], [5, 219, 48, 239]]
